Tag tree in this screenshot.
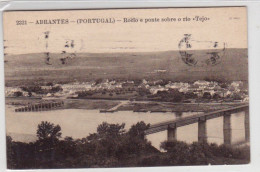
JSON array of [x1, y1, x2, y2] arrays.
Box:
[[202, 92, 212, 99], [220, 83, 228, 88], [13, 91, 23, 97], [231, 93, 242, 100], [21, 85, 43, 94], [36, 121, 62, 141], [46, 82, 53, 86], [35, 121, 62, 167], [6, 136, 15, 169], [82, 122, 127, 164], [184, 92, 198, 99], [55, 136, 77, 160], [212, 93, 221, 100], [51, 86, 63, 93], [97, 122, 125, 137], [95, 78, 103, 85], [155, 89, 184, 102], [134, 79, 142, 86], [169, 89, 184, 102], [128, 121, 150, 139]]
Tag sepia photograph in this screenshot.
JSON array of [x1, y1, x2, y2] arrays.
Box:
[[3, 7, 249, 169]]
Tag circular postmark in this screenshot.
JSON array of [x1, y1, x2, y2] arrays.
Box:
[[178, 34, 226, 67]]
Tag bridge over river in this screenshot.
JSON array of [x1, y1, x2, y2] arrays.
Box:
[[15, 101, 64, 112], [144, 104, 249, 145]]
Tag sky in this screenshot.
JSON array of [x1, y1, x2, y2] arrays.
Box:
[[3, 7, 247, 55]]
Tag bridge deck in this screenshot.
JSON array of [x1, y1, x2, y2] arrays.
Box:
[[144, 104, 249, 135]]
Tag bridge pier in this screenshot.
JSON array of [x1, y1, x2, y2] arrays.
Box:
[[198, 117, 207, 143], [223, 112, 232, 145], [167, 124, 177, 142], [245, 109, 250, 142]]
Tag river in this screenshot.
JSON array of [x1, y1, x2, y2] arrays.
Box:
[[5, 105, 246, 150]]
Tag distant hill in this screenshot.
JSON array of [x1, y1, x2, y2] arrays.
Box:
[[4, 49, 248, 86]]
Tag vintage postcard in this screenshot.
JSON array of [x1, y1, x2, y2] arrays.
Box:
[[3, 7, 249, 169]]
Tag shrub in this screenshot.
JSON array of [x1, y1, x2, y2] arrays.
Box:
[[203, 92, 212, 99], [13, 91, 23, 97]]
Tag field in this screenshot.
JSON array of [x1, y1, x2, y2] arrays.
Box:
[[4, 49, 248, 86]]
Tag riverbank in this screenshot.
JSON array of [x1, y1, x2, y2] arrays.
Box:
[[5, 97, 246, 113], [5, 97, 120, 110]]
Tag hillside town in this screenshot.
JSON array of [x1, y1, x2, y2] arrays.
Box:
[[5, 79, 249, 103]]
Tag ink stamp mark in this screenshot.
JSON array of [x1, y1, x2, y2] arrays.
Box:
[[178, 34, 226, 67]]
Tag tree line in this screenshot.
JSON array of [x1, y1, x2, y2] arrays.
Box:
[[6, 121, 250, 169]]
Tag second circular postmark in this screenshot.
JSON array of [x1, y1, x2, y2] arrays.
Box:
[[178, 34, 226, 67]]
